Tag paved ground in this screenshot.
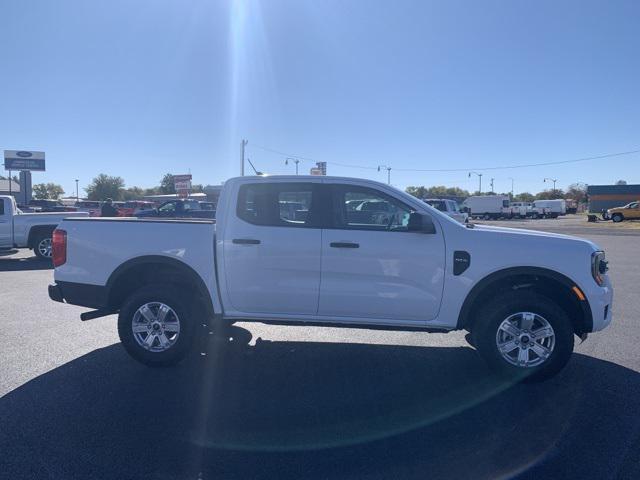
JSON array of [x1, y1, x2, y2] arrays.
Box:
[[1, 218, 639, 480]]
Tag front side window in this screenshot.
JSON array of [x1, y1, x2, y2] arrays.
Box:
[[158, 201, 176, 213], [333, 186, 412, 231], [237, 183, 318, 227]]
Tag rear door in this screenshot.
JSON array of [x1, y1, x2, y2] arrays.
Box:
[[222, 181, 323, 316], [319, 184, 445, 322], [0, 198, 14, 248]]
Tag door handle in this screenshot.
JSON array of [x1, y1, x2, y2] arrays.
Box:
[[330, 242, 359, 248], [232, 238, 261, 245]]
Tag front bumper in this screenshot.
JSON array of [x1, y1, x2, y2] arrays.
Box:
[[587, 281, 613, 332]]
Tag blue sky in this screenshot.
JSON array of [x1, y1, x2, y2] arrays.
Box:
[[1, 0, 639, 196]]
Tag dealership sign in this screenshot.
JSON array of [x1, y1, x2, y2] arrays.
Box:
[[173, 174, 192, 197], [4, 150, 46, 171]]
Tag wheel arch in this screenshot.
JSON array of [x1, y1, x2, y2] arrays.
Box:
[[105, 255, 215, 317], [457, 266, 593, 335], [27, 224, 57, 248]]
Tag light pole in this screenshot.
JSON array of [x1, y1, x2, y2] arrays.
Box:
[[508, 177, 514, 198], [544, 177, 558, 196], [75, 179, 79, 201], [468, 171, 483, 194], [490, 178, 495, 193], [378, 165, 391, 184], [241, 139, 248, 176], [285, 157, 300, 175]]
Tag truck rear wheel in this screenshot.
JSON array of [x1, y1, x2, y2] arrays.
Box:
[[117, 284, 196, 367], [470, 291, 574, 382], [34, 232, 53, 259]]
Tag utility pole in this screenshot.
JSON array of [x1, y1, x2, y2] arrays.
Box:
[[241, 139, 248, 176], [468, 171, 483, 194], [285, 157, 300, 175], [490, 178, 495, 193], [377, 165, 391, 184], [75, 179, 79, 201], [508, 177, 514, 198], [544, 177, 558, 196]]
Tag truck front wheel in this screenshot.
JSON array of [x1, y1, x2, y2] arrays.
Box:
[[118, 285, 196, 367], [470, 291, 574, 382]]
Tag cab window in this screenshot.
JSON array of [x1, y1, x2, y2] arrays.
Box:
[[331, 186, 412, 231]]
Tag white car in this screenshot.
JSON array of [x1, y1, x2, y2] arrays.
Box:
[[0, 195, 88, 258], [49, 176, 613, 382], [423, 198, 468, 223]]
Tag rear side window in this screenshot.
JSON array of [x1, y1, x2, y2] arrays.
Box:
[[237, 183, 320, 227]]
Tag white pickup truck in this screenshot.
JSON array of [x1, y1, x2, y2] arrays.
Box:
[[48, 176, 613, 381], [0, 195, 88, 259]]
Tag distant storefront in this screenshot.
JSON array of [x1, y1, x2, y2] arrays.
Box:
[[587, 184, 640, 212]]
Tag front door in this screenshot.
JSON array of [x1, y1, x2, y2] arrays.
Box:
[[319, 184, 445, 322], [223, 182, 323, 316], [627, 202, 640, 219]]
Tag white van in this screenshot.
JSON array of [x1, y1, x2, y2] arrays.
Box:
[[464, 195, 510, 220]]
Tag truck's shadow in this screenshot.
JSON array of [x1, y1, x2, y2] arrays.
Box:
[[0, 253, 52, 271], [1, 328, 639, 480]]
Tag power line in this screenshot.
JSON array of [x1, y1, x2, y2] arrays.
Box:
[[249, 144, 640, 173]]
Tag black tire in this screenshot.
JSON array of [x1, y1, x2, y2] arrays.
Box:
[[531, 212, 539, 219], [33, 231, 53, 260], [612, 213, 624, 223], [470, 291, 574, 382], [483, 213, 491, 220], [117, 284, 197, 367]]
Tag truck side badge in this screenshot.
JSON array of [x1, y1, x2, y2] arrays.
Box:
[[453, 251, 471, 275]]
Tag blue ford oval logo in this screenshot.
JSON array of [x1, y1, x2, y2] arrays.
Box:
[[16, 151, 33, 158]]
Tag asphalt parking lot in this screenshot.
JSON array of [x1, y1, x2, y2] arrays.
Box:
[[1, 216, 639, 480]]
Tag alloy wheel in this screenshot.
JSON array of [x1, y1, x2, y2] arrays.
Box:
[[495, 312, 555, 368]]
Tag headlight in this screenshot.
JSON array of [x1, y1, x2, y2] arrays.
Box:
[[591, 251, 608, 286]]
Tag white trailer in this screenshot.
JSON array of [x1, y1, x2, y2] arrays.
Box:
[[464, 195, 510, 220], [533, 200, 566, 218]]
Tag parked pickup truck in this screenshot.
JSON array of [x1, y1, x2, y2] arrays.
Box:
[[1, 195, 88, 259], [48, 176, 613, 381]]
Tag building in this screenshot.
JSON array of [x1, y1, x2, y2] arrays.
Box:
[[587, 184, 640, 212], [0, 179, 20, 198]]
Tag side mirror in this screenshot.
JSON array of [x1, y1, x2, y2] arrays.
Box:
[[408, 212, 436, 234]]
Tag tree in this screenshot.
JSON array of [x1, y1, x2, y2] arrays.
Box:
[[615, 179, 627, 185], [565, 183, 587, 204], [159, 173, 175, 194], [406, 185, 470, 199], [122, 186, 145, 201], [513, 192, 535, 202], [32, 182, 65, 200], [536, 189, 565, 200], [85, 174, 125, 200]]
